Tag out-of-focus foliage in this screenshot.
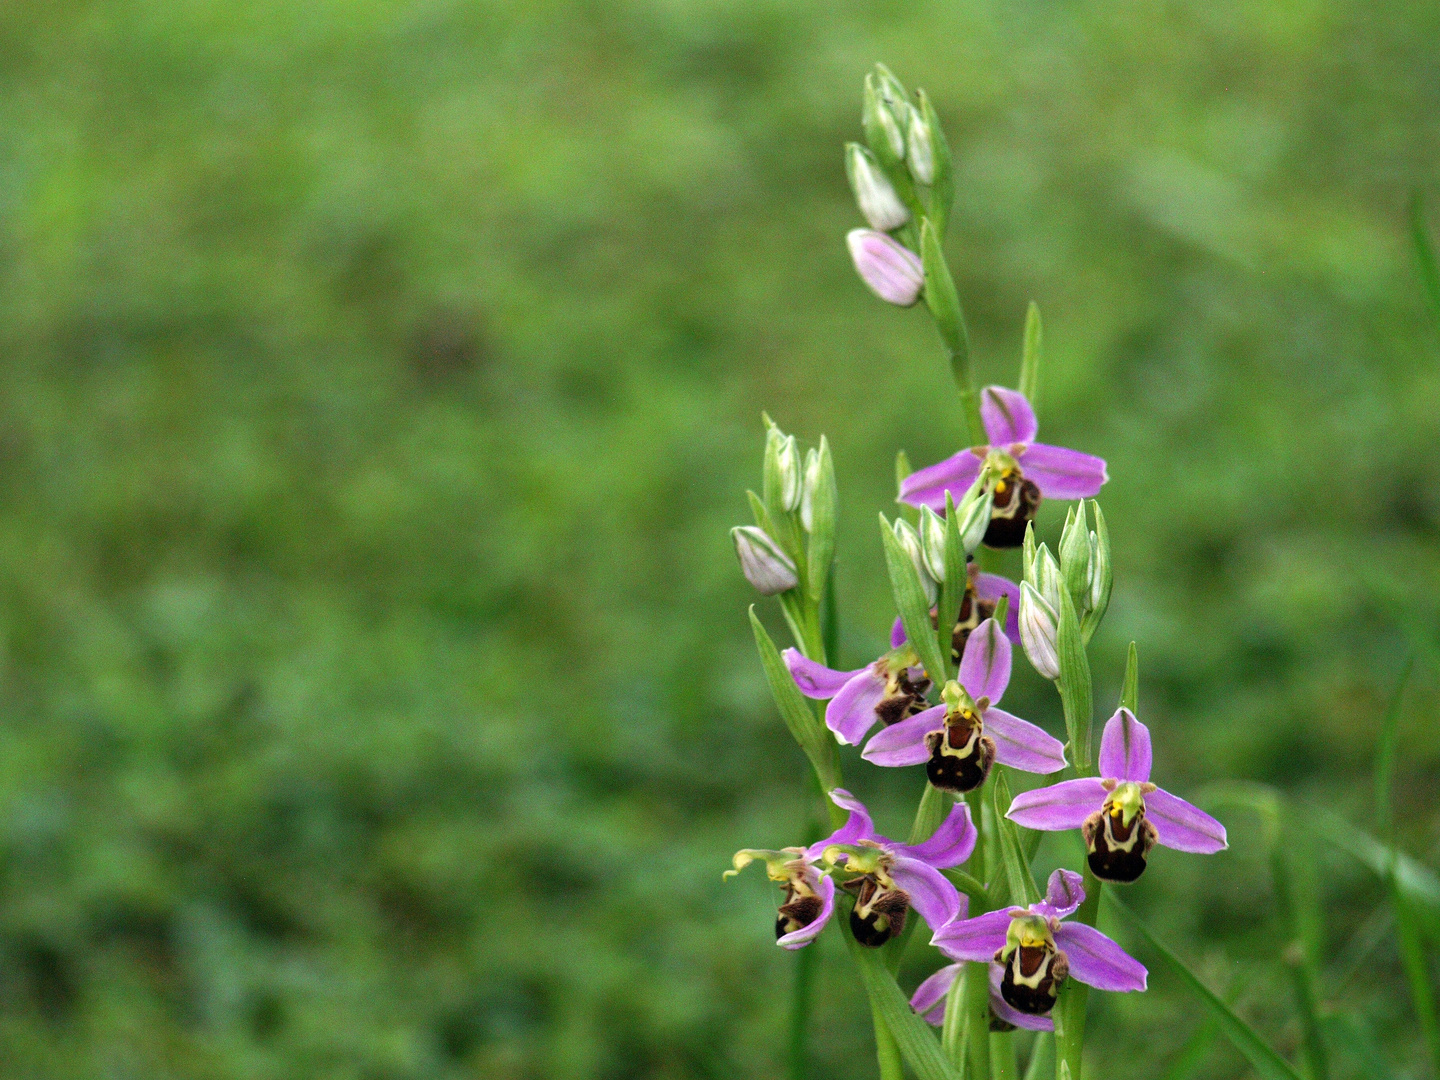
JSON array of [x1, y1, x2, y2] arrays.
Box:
[[0, 1, 1437, 1077]]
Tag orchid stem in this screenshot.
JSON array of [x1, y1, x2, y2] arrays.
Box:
[[788, 938, 817, 1080], [991, 1031, 1019, 1080], [871, 995, 906, 1080], [963, 960, 993, 1080]]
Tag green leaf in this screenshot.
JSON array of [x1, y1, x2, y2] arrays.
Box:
[[1305, 805, 1440, 940], [1373, 657, 1414, 839], [909, 782, 956, 845], [1021, 1032, 1053, 1080], [895, 450, 918, 527], [880, 513, 948, 686], [1105, 893, 1307, 1080], [1120, 641, 1138, 713], [844, 924, 964, 1080], [748, 607, 843, 820], [1018, 301, 1042, 407], [1322, 1012, 1398, 1080], [1155, 1020, 1218, 1080], [1410, 189, 1440, 332], [991, 768, 1040, 907], [1055, 584, 1094, 774], [805, 436, 838, 605]]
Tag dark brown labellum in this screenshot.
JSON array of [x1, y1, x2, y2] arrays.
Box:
[[1082, 806, 1159, 884], [983, 476, 1042, 549], [875, 670, 932, 727], [995, 943, 1069, 1015], [931, 583, 998, 666], [842, 875, 910, 947], [775, 889, 824, 940], [924, 713, 995, 793]]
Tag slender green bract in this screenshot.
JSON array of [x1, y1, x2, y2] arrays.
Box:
[[1105, 894, 1306, 1080], [845, 926, 964, 1080], [880, 512, 948, 686]]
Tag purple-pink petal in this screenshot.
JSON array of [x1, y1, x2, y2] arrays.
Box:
[[1053, 922, 1147, 992], [784, 648, 861, 699], [862, 705, 944, 767], [975, 574, 1021, 644], [890, 616, 907, 649], [1038, 868, 1085, 920], [893, 802, 977, 869], [931, 909, 1014, 961], [980, 386, 1039, 446], [1016, 443, 1108, 500], [898, 449, 985, 512], [912, 963, 961, 1023], [825, 665, 888, 745], [890, 857, 963, 931], [1005, 777, 1108, 832], [988, 963, 1054, 1031], [805, 789, 876, 858], [847, 229, 925, 306], [778, 874, 835, 949], [984, 708, 1068, 775], [1098, 707, 1152, 782], [959, 618, 1011, 705], [1146, 788, 1228, 854]]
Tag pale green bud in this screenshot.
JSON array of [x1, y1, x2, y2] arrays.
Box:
[[845, 143, 910, 231], [892, 518, 938, 606], [762, 423, 801, 513], [1059, 502, 1092, 604], [862, 73, 907, 162], [918, 505, 948, 583], [800, 448, 820, 531], [732, 526, 798, 596], [905, 105, 935, 184], [1030, 543, 1064, 613], [1019, 581, 1060, 680]]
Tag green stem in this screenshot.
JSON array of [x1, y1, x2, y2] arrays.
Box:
[[1054, 866, 1101, 1080], [789, 939, 817, 1080], [991, 1031, 1019, 1080], [871, 995, 906, 1080], [1023, 1033, 1055, 1080], [963, 960, 993, 1080], [919, 218, 984, 445], [942, 965, 967, 1068]]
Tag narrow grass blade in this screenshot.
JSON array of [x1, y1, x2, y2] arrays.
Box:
[[1410, 189, 1440, 331], [1018, 301, 1042, 406], [1322, 1012, 1398, 1080], [1105, 893, 1306, 1080], [845, 925, 965, 1080], [1120, 641, 1138, 713], [1156, 1019, 1218, 1080], [1021, 1031, 1053, 1080]]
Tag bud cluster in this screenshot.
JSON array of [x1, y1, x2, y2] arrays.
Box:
[[1018, 501, 1111, 681]]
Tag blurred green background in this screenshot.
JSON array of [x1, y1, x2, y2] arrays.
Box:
[[0, 1, 1438, 1077]]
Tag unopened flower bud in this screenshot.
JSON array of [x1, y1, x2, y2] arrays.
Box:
[[1030, 544, 1064, 614], [732, 526, 798, 596], [1059, 503, 1092, 606], [862, 73, 907, 163], [776, 435, 802, 512], [905, 106, 935, 184], [1019, 581, 1060, 680], [893, 519, 938, 605], [955, 481, 994, 554], [845, 143, 910, 231], [847, 230, 923, 307], [800, 448, 821, 531], [918, 506, 947, 583]]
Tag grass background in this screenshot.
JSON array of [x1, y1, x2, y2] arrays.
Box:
[[0, 0, 1437, 1076]]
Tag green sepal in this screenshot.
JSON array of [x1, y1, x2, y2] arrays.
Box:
[[1120, 641, 1139, 713], [1018, 301, 1042, 407], [880, 513, 948, 687], [1106, 893, 1307, 1080], [805, 436, 838, 604], [934, 491, 966, 681], [895, 450, 918, 526], [1058, 501, 1090, 604], [991, 768, 1041, 907], [748, 607, 843, 823], [1055, 584, 1094, 775], [843, 917, 964, 1080]]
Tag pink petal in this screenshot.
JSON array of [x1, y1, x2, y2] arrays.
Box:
[[824, 665, 887, 745], [778, 874, 835, 949], [862, 705, 945, 768], [890, 616, 907, 649], [847, 229, 924, 306], [783, 648, 861, 699], [983, 708, 1068, 775], [1005, 777, 1107, 831], [931, 909, 1014, 962], [1053, 922, 1147, 992], [912, 963, 961, 1024], [1016, 443, 1107, 500], [893, 802, 976, 869], [1039, 868, 1085, 919], [975, 574, 1021, 644], [898, 449, 985, 512], [959, 618, 1011, 705], [1147, 788, 1228, 854], [1098, 707, 1152, 782], [805, 789, 876, 858], [980, 386, 1038, 445], [890, 857, 963, 931]]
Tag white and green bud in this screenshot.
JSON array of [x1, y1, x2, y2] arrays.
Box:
[[905, 104, 935, 184], [762, 423, 802, 513], [1083, 501, 1113, 640], [732, 526, 798, 596], [918, 505, 948, 583], [1030, 543, 1064, 614], [954, 476, 995, 554], [845, 143, 910, 231], [1059, 502, 1092, 604], [862, 73, 907, 163], [1019, 581, 1060, 680], [892, 518, 938, 605], [800, 448, 821, 532]]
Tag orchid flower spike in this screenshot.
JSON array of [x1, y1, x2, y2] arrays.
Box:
[[911, 961, 1054, 1033], [862, 618, 1067, 791], [890, 559, 1022, 659], [819, 789, 976, 947], [899, 386, 1108, 549], [931, 869, 1147, 1016], [783, 646, 932, 746], [1006, 708, 1228, 883]]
